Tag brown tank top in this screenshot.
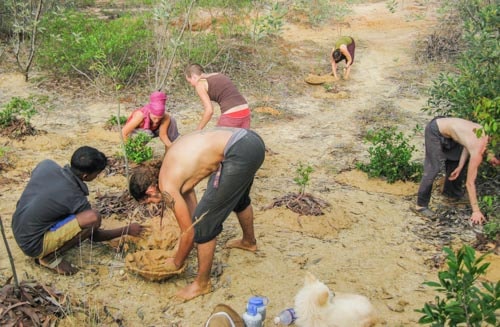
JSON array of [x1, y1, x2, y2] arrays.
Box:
[[206, 74, 247, 113]]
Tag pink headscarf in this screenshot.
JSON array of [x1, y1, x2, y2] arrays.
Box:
[[139, 91, 168, 130], [149, 91, 167, 116]]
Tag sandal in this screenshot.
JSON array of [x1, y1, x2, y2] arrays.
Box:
[[411, 207, 436, 220]]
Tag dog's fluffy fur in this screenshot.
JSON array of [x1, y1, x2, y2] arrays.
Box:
[[294, 272, 378, 327]]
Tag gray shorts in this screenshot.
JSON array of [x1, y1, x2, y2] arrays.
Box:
[[193, 130, 265, 244]]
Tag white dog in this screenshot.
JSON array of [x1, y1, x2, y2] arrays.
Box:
[[294, 272, 378, 327]]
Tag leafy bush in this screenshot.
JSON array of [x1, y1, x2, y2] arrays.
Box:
[[250, 3, 285, 42], [417, 245, 499, 326], [125, 132, 153, 164], [356, 127, 422, 183], [483, 216, 500, 242], [0, 97, 37, 127], [480, 193, 498, 218], [37, 11, 151, 85], [424, 1, 498, 147], [480, 193, 499, 241], [106, 115, 127, 127]]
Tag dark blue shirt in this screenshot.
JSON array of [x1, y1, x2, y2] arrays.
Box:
[[11, 159, 90, 257]]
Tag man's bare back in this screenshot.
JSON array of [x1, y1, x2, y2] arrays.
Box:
[[158, 127, 236, 194], [436, 118, 488, 155]]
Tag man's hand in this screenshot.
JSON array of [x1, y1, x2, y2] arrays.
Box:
[[470, 211, 486, 225], [448, 167, 462, 181], [127, 223, 146, 236], [489, 156, 500, 166], [165, 257, 182, 271]]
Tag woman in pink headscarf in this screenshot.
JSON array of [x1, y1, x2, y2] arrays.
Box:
[[122, 91, 180, 151]]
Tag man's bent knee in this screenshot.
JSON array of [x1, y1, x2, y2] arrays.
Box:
[[76, 209, 101, 229]]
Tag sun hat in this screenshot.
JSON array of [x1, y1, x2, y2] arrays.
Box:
[[149, 91, 167, 116], [204, 304, 245, 327]]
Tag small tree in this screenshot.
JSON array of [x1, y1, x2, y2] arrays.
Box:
[[5, 0, 44, 81], [293, 162, 314, 196]]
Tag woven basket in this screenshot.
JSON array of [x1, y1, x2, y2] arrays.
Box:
[[125, 249, 186, 282], [304, 74, 336, 85]]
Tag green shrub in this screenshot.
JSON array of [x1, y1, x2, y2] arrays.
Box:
[[483, 217, 500, 242], [480, 193, 499, 241], [480, 193, 498, 217], [356, 127, 422, 183], [424, 1, 498, 147], [250, 3, 285, 42], [106, 115, 127, 127], [0, 97, 37, 127], [37, 11, 151, 85], [125, 132, 153, 164], [416, 245, 499, 326]]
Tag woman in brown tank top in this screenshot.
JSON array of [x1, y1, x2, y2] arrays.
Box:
[[185, 63, 251, 130]]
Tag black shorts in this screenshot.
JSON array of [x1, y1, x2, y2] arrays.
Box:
[[193, 130, 265, 244]]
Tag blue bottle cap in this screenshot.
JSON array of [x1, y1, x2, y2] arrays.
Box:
[[247, 304, 258, 316], [248, 296, 264, 306]]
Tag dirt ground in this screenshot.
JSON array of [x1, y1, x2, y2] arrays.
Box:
[[1, 1, 498, 326]]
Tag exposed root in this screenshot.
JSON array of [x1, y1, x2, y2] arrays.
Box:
[[265, 192, 329, 216], [0, 118, 42, 139], [94, 190, 162, 220]]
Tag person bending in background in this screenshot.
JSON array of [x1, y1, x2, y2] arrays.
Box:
[[11, 146, 144, 275], [185, 64, 251, 130], [122, 91, 180, 152], [330, 36, 355, 80], [129, 127, 265, 300], [414, 117, 499, 224]]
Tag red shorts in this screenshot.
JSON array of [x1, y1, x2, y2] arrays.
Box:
[[217, 108, 251, 128]]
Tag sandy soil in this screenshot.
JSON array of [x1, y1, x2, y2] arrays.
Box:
[[1, 1, 498, 326]]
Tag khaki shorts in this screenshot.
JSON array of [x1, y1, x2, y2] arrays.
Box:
[[39, 217, 82, 258]]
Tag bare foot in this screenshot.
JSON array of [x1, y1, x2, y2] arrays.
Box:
[[176, 280, 212, 301], [37, 257, 78, 275], [225, 238, 257, 252]]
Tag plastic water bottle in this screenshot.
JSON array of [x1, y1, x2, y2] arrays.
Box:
[[242, 304, 263, 327], [273, 308, 296, 325], [247, 296, 268, 321]]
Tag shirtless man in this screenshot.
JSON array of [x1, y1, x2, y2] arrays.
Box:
[[415, 117, 499, 224], [129, 127, 265, 300]]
